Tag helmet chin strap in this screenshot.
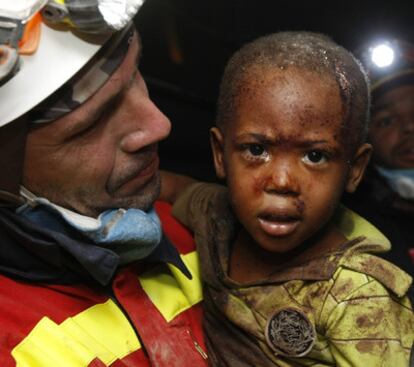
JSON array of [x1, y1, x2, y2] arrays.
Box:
[[0, 116, 27, 206]]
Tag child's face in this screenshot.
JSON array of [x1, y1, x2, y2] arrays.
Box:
[[211, 67, 371, 254]]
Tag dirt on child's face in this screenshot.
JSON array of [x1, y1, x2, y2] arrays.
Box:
[[215, 67, 357, 254]]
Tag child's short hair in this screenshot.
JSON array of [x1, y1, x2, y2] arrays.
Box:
[[216, 32, 370, 151]]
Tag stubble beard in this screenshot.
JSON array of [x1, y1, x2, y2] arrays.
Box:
[[30, 172, 161, 218], [83, 172, 161, 217]]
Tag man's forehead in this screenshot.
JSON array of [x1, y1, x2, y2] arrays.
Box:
[[57, 31, 141, 133], [28, 25, 137, 125], [373, 84, 414, 112], [94, 30, 140, 97]]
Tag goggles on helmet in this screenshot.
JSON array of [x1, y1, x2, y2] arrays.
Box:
[[0, 0, 143, 86]]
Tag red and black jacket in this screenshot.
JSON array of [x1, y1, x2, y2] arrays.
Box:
[[0, 201, 207, 366]]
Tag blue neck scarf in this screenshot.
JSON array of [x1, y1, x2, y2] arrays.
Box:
[[17, 187, 162, 265], [376, 166, 414, 200]]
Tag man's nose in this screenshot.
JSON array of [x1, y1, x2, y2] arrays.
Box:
[[263, 159, 300, 196], [401, 113, 414, 134], [120, 97, 171, 153]]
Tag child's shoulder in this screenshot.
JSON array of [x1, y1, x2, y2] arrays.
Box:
[[332, 205, 412, 299], [332, 249, 412, 302], [317, 251, 414, 359]]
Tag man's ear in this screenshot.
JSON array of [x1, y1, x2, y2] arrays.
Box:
[[210, 127, 226, 179], [345, 143, 372, 193]]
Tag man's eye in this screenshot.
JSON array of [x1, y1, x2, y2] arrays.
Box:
[[376, 116, 394, 128], [248, 144, 265, 156], [303, 151, 327, 165]]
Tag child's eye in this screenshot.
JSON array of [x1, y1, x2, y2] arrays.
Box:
[[248, 144, 266, 156], [302, 150, 327, 165], [241, 143, 270, 162]]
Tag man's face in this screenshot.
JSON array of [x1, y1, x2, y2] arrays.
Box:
[[369, 84, 414, 169], [23, 34, 171, 217], [211, 68, 370, 254]]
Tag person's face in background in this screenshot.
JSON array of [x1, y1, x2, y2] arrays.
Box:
[[23, 33, 171, 217], [369, 83, 414, 169]]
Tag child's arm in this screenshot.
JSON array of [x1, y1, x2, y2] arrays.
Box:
[[159, 170, 198, 204]]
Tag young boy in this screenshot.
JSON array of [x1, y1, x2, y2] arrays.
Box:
[[161, 32, 414, 366]]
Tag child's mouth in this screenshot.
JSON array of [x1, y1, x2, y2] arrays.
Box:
[[257, 213, 301, 237]]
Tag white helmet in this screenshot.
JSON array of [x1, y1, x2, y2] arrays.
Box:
[[0, 0, 144, 127]]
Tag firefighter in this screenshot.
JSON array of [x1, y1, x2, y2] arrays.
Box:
[[0, 1, 206, 365]]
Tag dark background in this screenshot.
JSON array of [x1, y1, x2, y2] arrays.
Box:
[[135, 0, 414, 182]]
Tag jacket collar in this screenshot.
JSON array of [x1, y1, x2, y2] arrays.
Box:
[[0, 207, 190, 285]]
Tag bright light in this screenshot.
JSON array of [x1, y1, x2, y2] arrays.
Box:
[[371, 44, 395, 68]]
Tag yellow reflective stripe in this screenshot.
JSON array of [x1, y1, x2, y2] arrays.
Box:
[[168, 251, 203, 306], [12, 299, 141, 367], [139, 251, 203, 322], [12, 317, 93, 367]]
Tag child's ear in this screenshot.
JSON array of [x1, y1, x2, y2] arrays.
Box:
[[210, 127, 226, 179], [345, 143, 372, 193]]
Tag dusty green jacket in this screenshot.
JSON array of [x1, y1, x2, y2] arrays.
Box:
[[173, 183, 414, 367]]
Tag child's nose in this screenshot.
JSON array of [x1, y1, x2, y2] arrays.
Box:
[[263, 160, 300, 196]]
